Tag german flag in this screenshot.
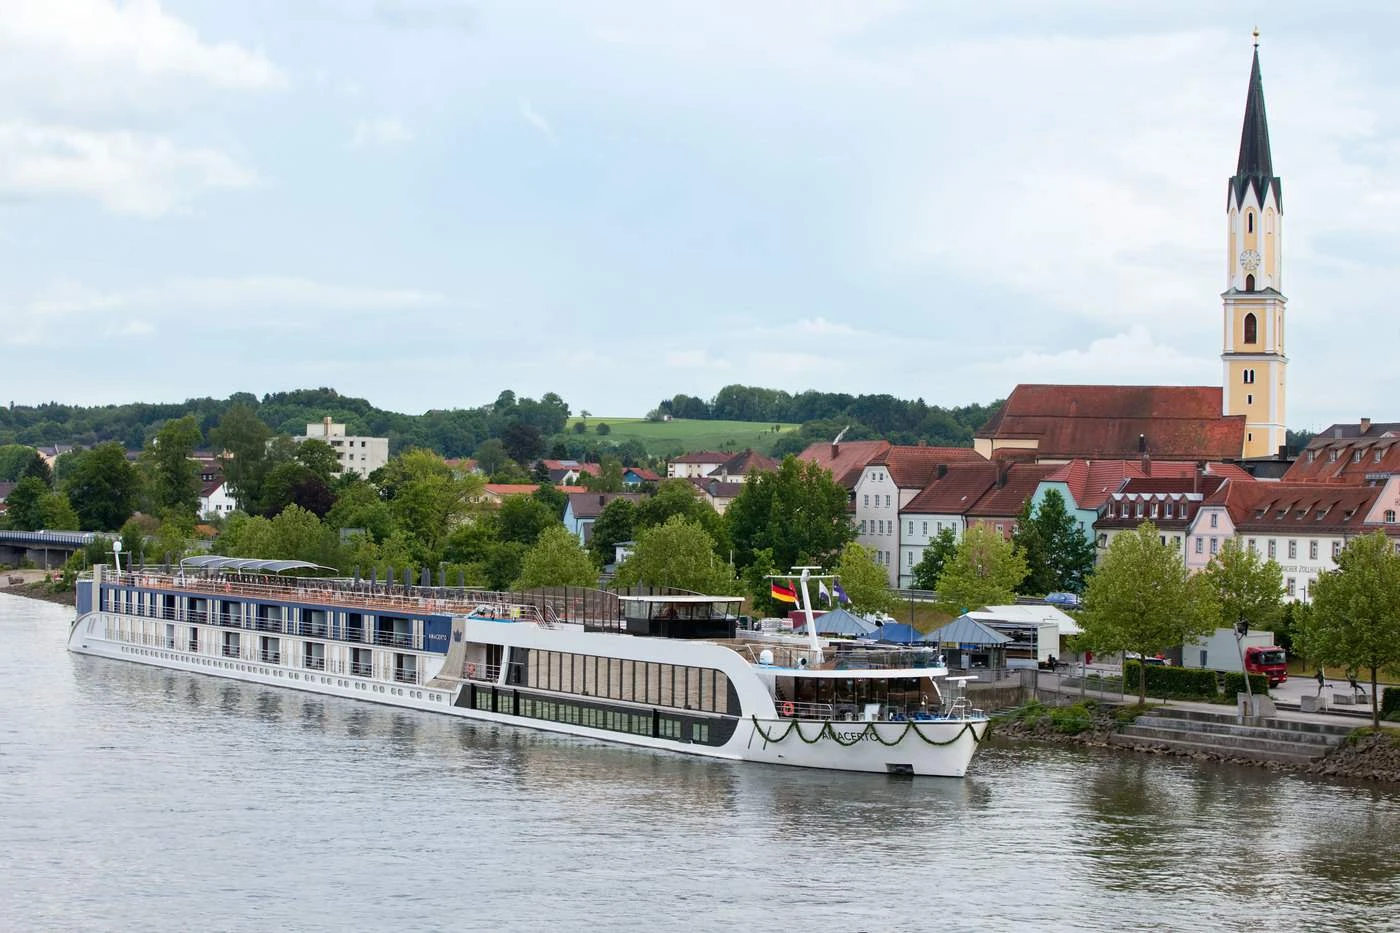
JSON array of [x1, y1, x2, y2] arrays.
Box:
[[770, 581, 798, 603]]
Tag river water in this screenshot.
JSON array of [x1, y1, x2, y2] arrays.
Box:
[[2, 594, 1398, 932]]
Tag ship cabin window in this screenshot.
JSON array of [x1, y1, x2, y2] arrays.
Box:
[[376, 615, 413, 649], [260, 636, 281, 665], [165, 623, 176, 650], [305, 641, 326, 671], [346, 613, 365, 643], [188, 626, 199, 652], [394, 654, 418, 685], [621, 596, 742, 640], [351, 647, 373, 677], [222, 631, 241, 659], [218, 599, 241, 627], [526, 650, 737, 715], [785, 672, 932, 721], [301, 608, 329, 637], [255, 604, 282, 633]]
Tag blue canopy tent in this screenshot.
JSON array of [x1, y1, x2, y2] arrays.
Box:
[[793, 607, 879, 637], [866, 621, 923, 644], [924, 615, 1012, 670]]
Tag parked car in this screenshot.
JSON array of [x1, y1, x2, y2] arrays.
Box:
[[1044, 592, 1081, 608]]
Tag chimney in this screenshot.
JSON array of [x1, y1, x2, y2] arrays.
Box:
[[918, 439, 928, 447], [598, 494, 605, 506], [996, 460, 1011, 489], [1194, 461, 1205, 495], [937, 464, 948, 480], [1361, 417, 1372, 434], [1142, 452, 1152, 476], [1138, 433, 1146, 453]]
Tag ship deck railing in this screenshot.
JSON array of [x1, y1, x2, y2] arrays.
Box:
[[775, 700, 985, 722]]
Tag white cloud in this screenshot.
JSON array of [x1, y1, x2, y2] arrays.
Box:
[[351, 118, 413, 148], [0, 122, 255, 215], [0, 0, 284, 91], [520, 101, 556, 144], [3, 276, 447, 346], [967, 326, 1219, 387]]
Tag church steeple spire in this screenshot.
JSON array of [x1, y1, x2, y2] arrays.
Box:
[[1230, 33, 1282, 210]]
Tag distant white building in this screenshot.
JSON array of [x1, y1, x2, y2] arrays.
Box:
[[296, 417, 389, 479]]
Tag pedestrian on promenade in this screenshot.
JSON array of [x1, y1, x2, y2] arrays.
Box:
[[1315, 669, 1326, 696]]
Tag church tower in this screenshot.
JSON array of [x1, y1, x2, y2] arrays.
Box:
[[1222, 33, 1287, 459]]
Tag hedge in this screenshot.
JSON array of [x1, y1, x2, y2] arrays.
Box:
[[1124, 662, 1267, 702], [1383, 687, 1400, 722]]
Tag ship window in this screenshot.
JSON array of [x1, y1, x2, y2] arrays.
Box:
[[305, 642, 326, 671], [1243, 313, 1257, 344]]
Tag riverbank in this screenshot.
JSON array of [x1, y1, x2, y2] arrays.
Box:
[[994, 700, 1400, 785], [0, 579, 76, 607]]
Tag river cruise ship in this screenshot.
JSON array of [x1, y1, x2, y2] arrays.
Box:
[[68, 559, 989, 777]]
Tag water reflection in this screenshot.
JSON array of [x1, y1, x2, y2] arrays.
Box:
[[9, 595, 1400, 933]]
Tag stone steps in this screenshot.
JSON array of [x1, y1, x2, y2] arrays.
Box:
[[1108, 732, 1324, 766], [1110, 705, 1353, 766]]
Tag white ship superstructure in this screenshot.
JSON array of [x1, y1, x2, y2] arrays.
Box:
[[68, 560, 988, 777]]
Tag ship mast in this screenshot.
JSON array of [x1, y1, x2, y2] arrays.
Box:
[[771, 566, 839, 665]]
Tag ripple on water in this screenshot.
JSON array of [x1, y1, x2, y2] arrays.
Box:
[[2, 595, 1399, 933]]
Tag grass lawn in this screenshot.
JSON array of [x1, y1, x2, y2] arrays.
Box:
[[560, 417, 800, 456]]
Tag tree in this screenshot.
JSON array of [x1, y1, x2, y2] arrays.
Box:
[[589, 497, 636, 566], [613, 516, 738, 595], [580, 458, 625, 493], [142, 415, 202, 516], [217, 506, 339, 566], [324, 478, 397, 541], [295, 438, 341, 482], [633, 478, 724, 548], [935, 525, 1028, 615], [834, 542, 896, 614], [515, 525, 599, 589], [0, 444, 36, 482], [595, 422, 611, 436], [41, 492, 80, 531], [725, 456, 852, 573], [1016, 489, 1095, 595], [375, 448, 483, 562], [208, 403, 272, 506], [62, 442, 139, 530], [473, 438, 511, 476], [2, 476, 49, 530], [500, 421, 544, 464], [1199, 540, 1284, 635], [1078, 522, 1218, 704], [495, 495, 557, 546], [531, 483, 568, 517], [20, 450, 54, 488], [1295, 532, 1400, 729], [911, 526, 959, 591]]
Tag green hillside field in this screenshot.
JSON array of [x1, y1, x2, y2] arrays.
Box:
[[561, 418, 800, 456]]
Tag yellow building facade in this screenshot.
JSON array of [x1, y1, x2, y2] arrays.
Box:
[[1222, 42, 1287, 460]]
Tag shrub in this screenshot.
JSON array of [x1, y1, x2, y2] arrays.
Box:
[[1049, 703, 1093, 735], [1124, 662, 1220, 700], [1221, 672, 1270, 697]]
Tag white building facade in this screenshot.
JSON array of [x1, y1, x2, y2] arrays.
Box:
[[297, 417, 389, 479]]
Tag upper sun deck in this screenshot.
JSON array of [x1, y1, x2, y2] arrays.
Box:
[[618, 594, 744, 640], [718, 637, 949, 677]]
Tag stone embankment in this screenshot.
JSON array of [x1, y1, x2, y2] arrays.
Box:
[[995, 701, 1400, 785], [0, 576, 77, 607]]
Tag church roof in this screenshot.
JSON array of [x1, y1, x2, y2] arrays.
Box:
[[975, 384, 1246, 461], [1230, 45, 1283, 211]]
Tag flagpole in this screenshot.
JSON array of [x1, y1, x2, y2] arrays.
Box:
[[793, 565, 824, 665]]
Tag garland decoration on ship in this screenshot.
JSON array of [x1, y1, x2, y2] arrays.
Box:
[[748, 716, 991, 748]]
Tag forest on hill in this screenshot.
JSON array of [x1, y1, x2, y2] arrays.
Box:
[[0, 385, 1001, 463]]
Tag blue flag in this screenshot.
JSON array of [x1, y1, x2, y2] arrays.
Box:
[[833, 581, 850, 605], [818, 581, 831, 604]]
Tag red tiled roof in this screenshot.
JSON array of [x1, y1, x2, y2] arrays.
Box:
[[1283, 431, 1400, 485], [904, 463, 999, 514], [1206, 480, 1382, 533], [625, 467, 662, 482], [1042, 459, 1209, 510], [977, 384, 1246, 461], [966, 463, 1059, 519], [872, 445, 986, 488], [796, 440, 892, 489]]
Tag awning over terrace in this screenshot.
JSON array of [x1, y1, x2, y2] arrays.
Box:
[[178, 556, 336, 574]]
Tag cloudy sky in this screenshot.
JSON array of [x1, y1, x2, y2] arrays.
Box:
[[2, 1, 1396, 430]]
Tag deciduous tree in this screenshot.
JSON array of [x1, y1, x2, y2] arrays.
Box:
[[1199, 539, 1284, 635], [935, 525, 1028, 615], [515, 525, 599, 589], [725, 456, 852, 573], [1078, 522, 1217, 704], [62, 442, 139, 531], [1015, 489, 1095, 595], [142, 415, 202, 517], [208, 404, 273, 507], [1295, 532, 1400, 729], [911, 526, 958, 591], [614, 516, 738, 595], [834, 542, 896, 614]]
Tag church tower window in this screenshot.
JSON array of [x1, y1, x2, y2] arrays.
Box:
[[1247, 211, 1255, 233], [1243, 312, 1257, 343], [1245, 274, 1255, 292]]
